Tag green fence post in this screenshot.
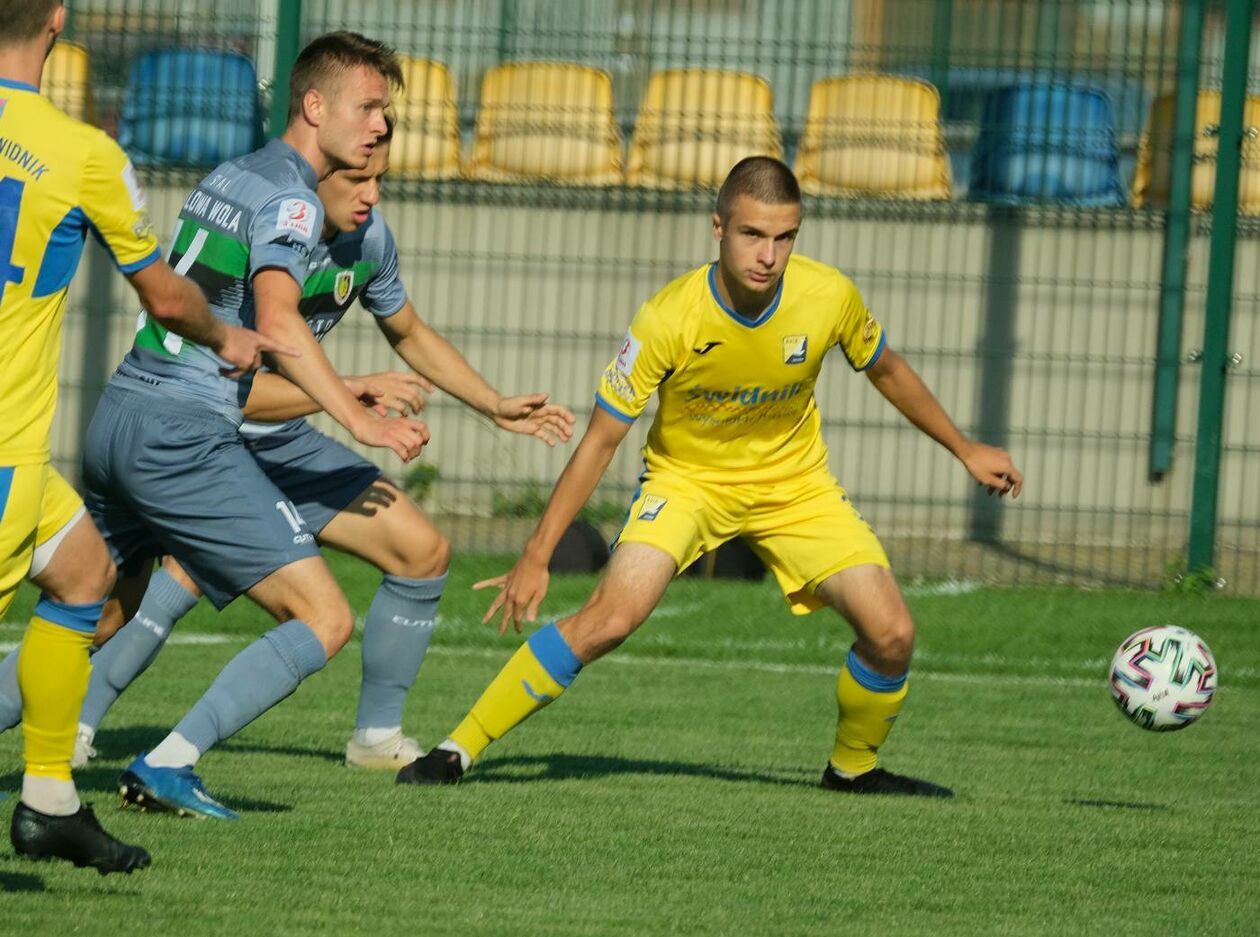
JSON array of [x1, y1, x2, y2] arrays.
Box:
[[1187, 0, 1251, 575], [1149, 0, 1205, 481], [497, 0, 518, 63], [268, 0, 303, 138], [928, 0, 953, 115]]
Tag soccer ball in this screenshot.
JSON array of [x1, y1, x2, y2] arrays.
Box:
[[1109, 625, 1217, 731]]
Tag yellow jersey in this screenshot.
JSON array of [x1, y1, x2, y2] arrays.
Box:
[[595, 254, 884, 484], [0, 76, 160, 465]]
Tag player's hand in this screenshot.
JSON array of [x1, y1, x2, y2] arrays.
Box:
[[214, 324, 300, 378], [351, 414, 430, 462], [491, 394, 577, 447], [959, 440, 1023, 498], [473, 553, 551, 635], [345, 371, 433, 416]]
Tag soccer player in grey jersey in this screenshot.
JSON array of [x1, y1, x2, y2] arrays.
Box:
[[52, 123, 575, 778], [74, 33, 446, 820]]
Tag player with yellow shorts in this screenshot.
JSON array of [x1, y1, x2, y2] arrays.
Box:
[[397, 156, 1023, 796], [0, 0, 282, 873]]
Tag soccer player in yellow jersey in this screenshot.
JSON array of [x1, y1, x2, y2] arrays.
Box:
[[398, 157, 1023, 796], [0, 0, 287, 871]]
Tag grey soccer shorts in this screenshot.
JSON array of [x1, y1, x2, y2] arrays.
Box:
[[82, 384, 322, 609]]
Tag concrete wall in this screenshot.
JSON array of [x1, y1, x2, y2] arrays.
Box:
[[51, 187, 1260, 585]]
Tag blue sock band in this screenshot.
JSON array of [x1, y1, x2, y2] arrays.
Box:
[[527, 623, 583, 688], [845, 647, 907, 693], [78, 568, 200, 732], [33, 595, 104, 634]]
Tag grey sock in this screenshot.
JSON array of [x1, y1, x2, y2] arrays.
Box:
[[0, 650, 19, 733], [79, 568, 199, 732], [174, 619, 327, 755], [355, 573, 446, 731]]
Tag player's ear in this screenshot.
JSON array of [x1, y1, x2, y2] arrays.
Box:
[[711, 212, 723, 242], [303, 88, 325, 126], [50, 3, 68, 39]]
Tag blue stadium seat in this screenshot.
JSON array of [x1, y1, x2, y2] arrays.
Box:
[[968, 83, 1125, 206], [120, 49, 263, 167], [896, 67, 1147, 197]]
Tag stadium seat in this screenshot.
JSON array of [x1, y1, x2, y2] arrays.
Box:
[[42, 40, 95, 124], [464, 61, 622, 186], [626, 68, 784, 190], [1131, 91, 1260, 213], [390, 57, 461, 179], [793, 75, 951, 199], [968, 83, 1126, 206], [120, 48, 264, 167]]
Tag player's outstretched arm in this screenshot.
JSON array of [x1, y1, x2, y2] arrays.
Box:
[[254, 269, 429, 461], [865, 346, 1023, 498], [242, 370, 431, 422], [127, 261, 298, 377], [475, 407, 634, 634], [377, 302, 576, 446]]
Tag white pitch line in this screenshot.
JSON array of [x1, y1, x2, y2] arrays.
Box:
[[1, 625, 1252, 691]]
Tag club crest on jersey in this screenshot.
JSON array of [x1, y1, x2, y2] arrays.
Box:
[[334, 269, 354, 306], [277, 198, 315, 239], [782, 335, 808, 365], [638, 495, 667, 521]]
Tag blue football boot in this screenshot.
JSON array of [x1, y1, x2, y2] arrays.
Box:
[[119, 754, 239, 820]]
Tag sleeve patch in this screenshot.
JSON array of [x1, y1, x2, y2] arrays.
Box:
[[615, 330, 642, 374], [121, 161, 147, 210], [276, 198, 316, 239]]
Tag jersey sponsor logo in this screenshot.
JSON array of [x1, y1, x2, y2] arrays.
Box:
[[601, 363, 635, 403], [615, 329, 642, 375], [685, 382, 803, 406], [862, 316, 878, 344], [782, 335, 808, 365], [183, 189, 243, 233], [334, 269, 354, 306], [277, 198, 315, 239], [638, 494, 667, 521], [692, 341, 722, 355]]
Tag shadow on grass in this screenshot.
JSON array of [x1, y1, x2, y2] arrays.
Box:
[[217, 741, 343, 765], [471, 752, 808, 788], [0, 869, 45, 892], [1066, 798, 1169, 811]]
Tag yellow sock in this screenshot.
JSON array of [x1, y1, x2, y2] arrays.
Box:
[[830, 647, 908, 777], [449, 623, 582, 762], [18, 601, 100, 782]]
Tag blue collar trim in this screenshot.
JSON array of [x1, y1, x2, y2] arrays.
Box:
[[707, 263, 783, 328], [0, 77, 39, 93]]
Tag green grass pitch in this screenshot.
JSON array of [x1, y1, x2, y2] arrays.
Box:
[[2, 551, 1258, 935]]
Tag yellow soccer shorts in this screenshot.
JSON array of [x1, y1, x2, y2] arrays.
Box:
[[0, 463, 87, 619], [614, 466, 889, 615]]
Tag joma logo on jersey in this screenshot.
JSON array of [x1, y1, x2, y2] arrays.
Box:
[[334, 270, 354, 305], [638, 495, 667, 521], [783, 335, 808, 364]]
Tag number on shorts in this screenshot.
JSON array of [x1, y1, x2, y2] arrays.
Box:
[[274, 500, 306, 534]]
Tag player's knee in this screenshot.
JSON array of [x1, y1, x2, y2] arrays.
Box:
[[304, 596, 355, 656], [868, 614, 915, 672], [398, 531, 449, 579]]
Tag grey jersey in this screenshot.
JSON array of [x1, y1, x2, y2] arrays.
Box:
[[239, 208, 408, 438], [113, 138, 325, 422]]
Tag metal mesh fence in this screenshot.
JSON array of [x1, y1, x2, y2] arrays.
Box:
[[43, 0, 1260, 593]]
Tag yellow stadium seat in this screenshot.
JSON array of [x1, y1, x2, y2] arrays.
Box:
[[390, 57, 460, 179], [793, 75, 951, 199], [41, 40, 95, 124], [1132, 90, 1260, 213], [464, 61, 622, 186], [626, 69, 784, 190]]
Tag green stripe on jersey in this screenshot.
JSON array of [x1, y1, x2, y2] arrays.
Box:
[[171, 222, 249, 278], [133, 312, 189, 359], [302, 260, 380, 299]]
